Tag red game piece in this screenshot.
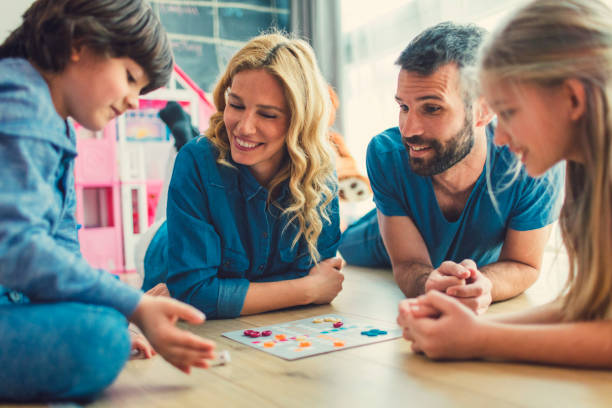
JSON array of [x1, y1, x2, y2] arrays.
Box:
[[261, 330, 272, 336], [243, 330, 254, 336], [249, 331, 261, 338], [333, 321, 343, 328]]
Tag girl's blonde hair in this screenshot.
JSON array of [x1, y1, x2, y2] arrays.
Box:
[[205, 31, 335, 263], [480, 0, 612, 320]]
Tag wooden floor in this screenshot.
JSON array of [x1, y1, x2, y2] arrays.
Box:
[[4, 254, 612, 408]]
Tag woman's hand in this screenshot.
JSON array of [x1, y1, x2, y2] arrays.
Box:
[[129, 295, 216, 373], [305, 257, 344, 304]]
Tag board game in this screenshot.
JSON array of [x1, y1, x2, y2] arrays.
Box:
[[222, 314, 402, 360]]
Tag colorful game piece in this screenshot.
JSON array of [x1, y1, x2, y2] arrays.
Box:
[[243, 329, 254, 336], [262, 330, 272, 336], [323, 317, 336, 322], [249, 331, 261, 338], [275, 334, 287, 341], [312, 318, 323, 323], [333, 321, 343, 328], [333, 341, 345, 347], [299, 341, 312, 347], [360, 329, 388, 337], [263, 341, 275, 348], [295, 335, 307, 341], [212, 350, 231, 366]]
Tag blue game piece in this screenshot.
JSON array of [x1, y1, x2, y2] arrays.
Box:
[[360, 328, 388, 337]]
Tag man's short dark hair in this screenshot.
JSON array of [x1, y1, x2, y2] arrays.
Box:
[[396, 22, 486, 103]]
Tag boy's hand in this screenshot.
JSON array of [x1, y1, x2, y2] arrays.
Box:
[[129, 295, 216, 373]]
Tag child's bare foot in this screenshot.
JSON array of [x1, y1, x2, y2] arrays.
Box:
[[129, 324, 156, 359], [146, 283, 170, 297]]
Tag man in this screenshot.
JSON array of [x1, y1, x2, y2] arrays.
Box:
[[338, 22, 563, 314]]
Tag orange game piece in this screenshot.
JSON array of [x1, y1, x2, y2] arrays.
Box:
[[333, 341, 345, 347], [299, 341, 312, 347], [275, 334, 287, 341], [263, 341, 275, 348]]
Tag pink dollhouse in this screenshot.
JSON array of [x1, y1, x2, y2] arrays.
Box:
[[74, 66, 214, 275]]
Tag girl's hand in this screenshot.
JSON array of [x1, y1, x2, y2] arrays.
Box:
[[306, 257, 344, 304], [129, 295, 216, 373], [397, 291, 483, 360]]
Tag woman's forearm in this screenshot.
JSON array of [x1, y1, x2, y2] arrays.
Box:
[[240, 277, 313, 315]]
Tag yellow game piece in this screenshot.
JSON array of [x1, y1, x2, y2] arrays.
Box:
[[323, 317, 335, 322], [299, 341, 312, 347], [312, 318, 323, 323], [296, 335, 307, 341]]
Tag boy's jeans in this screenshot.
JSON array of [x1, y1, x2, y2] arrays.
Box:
[[0, 291, 130, 402]]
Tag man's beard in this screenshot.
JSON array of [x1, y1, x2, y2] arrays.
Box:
[[404, 114, 474, 176]]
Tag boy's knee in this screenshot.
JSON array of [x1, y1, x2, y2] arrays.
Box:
[[0, 304, 131, 402], [44, 306, 131, 402], [66, 307, 131, 399]]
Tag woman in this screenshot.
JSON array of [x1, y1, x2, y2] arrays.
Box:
[[140, 32, 344, 319], [397, 0, 612, 367]]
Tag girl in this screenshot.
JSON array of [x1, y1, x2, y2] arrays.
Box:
[[397, 0, 612, 367], [139, 32, 344, 319], [0, 0, 215, 402]]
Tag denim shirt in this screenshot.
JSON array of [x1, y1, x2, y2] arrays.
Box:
[[0, 58, 141, 316], [162, 137, 341, 318]]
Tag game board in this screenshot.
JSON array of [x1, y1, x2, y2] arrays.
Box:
[[222, 314, 402, 360]]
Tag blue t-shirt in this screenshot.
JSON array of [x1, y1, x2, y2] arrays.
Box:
[[145, 137, 341, 318], [367, 126, 564, 268], [0, 58, 141, 315]]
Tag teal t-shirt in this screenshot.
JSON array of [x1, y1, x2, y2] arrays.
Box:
[[366, 125, 564, 268]]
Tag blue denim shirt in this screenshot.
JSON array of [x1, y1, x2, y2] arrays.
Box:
[[0, 58, 141, 316], [149, 137, 340, 318]]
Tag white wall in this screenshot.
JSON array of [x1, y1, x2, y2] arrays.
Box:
[[0, 1, 36, 43]]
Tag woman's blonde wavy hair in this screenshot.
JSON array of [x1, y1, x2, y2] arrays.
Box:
[[479, 0, 612, 321], [205, 31, 335, 263]]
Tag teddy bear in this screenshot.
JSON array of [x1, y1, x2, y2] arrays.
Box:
[[327, 87, 372, 203]]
